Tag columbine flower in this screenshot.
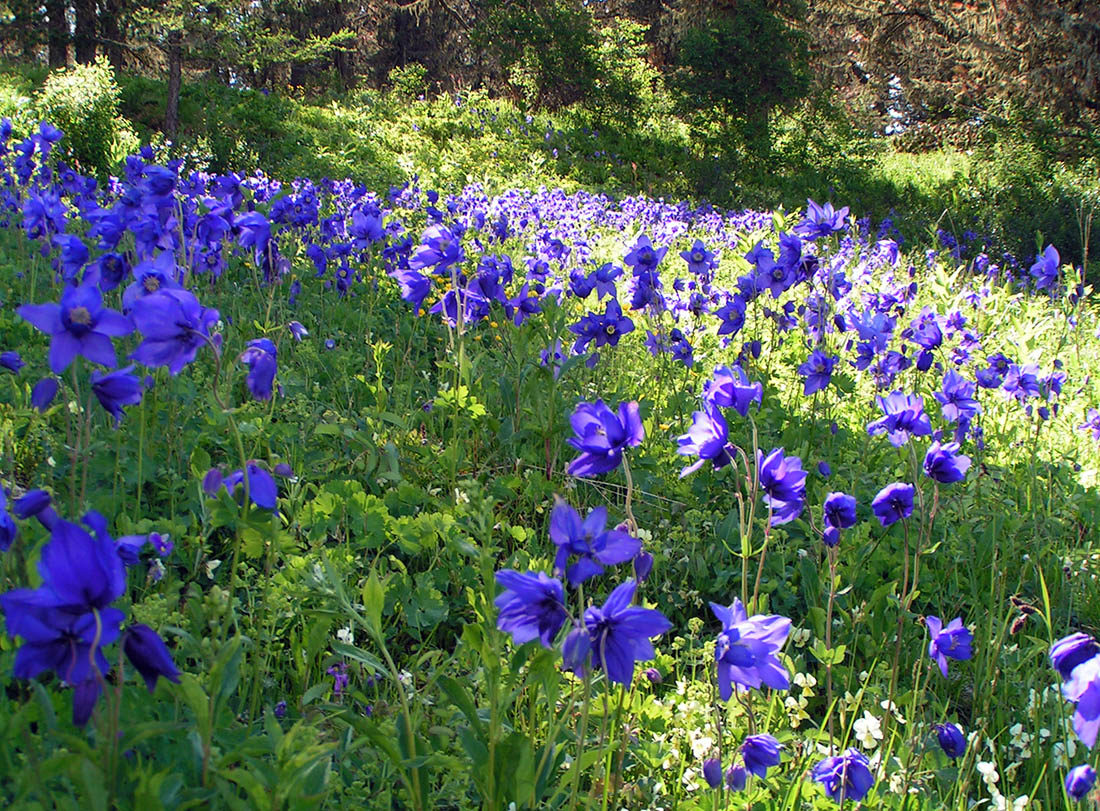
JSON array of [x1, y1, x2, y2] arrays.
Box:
[[0, 518, 128, 725], [0, 351, 24, 373], [726, 763, 747, 790], [18, 283, 134, 374], [1066, 764, 1096, 800], [871, 482, 915, 527], [741, 734, 782, 777], [923, 441, 971, 484], [677, 405, 735, 477], [0, 490, 16, 552], [823, 492, 857, 530], [221, 463, 279, 510], [936, 370, 981, 423], [711, 598, 791, 699], [30, 377, 58, 412], [1062, 654, 1100, 747], [239, 338, 278, 400], [798, 349, 838, 395], [867, 391, 932, 447], [549, 499, 640, 586], [926, 615, 973, 677], [704, 365, 762, 416], [811, 748, 874, 803], [794, 199, 850, 240], [90, 365, 143, 425], [1051, 633, 1100, 680], [1030, 244, 1060, 290], [130, 289, 220, 375], [566, 400, 644, 477], [702, 757, 723, 789], [757, 448, 807, 525], [494, 570, 568, 648], [563, 579, 671, 686], [122, 624, 181, 692], [936, 723, 967, 758], [1079, 410, 1100, 442]]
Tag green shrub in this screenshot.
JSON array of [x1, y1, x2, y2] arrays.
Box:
[[35, 56, 129, 176], [387, 63, 429, 100]]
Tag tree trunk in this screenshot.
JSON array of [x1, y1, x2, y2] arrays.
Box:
[[165, 28, 182, 137], [100, 0, 126, 70], [73, 0, 98, 63], [46, 0, 68, 68]]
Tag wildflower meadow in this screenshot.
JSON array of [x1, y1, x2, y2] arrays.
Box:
[[1, 116, 1099, 810]]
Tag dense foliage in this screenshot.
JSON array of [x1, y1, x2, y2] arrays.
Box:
[[0, 113, 1099, 809]]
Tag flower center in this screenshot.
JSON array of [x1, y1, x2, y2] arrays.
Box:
[[68, 306, 92, 326], [143, 276, 161, 292]]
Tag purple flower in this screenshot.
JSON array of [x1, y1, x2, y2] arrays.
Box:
[[704, 365, 762, 416], [935, 723, 967, 758], [936, 370, 981, 423], [681, 239, 715, 276], [711, 598, 791, 699], [871, 482, 915, 527], [798, 349, 838, 396], [676, 405, 735, 477], [702, 757, 723, 788], [130, 289, 220, 375], [726, 764, 747, 791], [623, 235, 667, 274], [1066, 764, 1096, 800], [0, 490, 16, 552], [0, 351, 24, 373], [757, 448, 807, 525], [13, 489, 57, 529], [566, 400, 644, 477], [1062, 655, 1100, 747], [923, 441, 971, 484], [867, 391, 932, 447], [564, 579, 671, 685], [274, 700, 288, 718], [408, 224, 463, 273], [926, 615, 973, 677], [239, 338, 278, 400], [90, 365, 143, 425], [494, 570, 568, 648], [30, 377, 59, 412], [18, 283, 134, 374], [287, 321, 309, 341], [794, 199, 850, 240], [1051, 633, 1100, 680], [1030, 244, 1060, 290], [811, 749, 874, 803], [823, 492, 857, 530], [122, 624, 180, 692], [549, 499, 640, 586], [222, 463, 279, 510], [741, 734, 782, 777]]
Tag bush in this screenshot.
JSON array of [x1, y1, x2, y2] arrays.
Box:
[[36, 56, 129, 176]]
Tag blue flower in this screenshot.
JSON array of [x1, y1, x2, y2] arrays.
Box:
[[794, 199, 849, 240], [1066, 764, 1096, 800], [0, 489, 16, 552], [494, 570, 568, 648], [1051, 633, 1100, 680], [549, 499, 640, 586], [923, 441, 971, 484], [704, 365, 762, 416], [811, 748, 874, 803], [676, 405, 735, 477], [871, 482, 914, 527], [240, 338, 278, 400], [741, 734, 782, 778], [222, 463, 279, 511], [123, 624, 180, 692], [0, 351, 24, 373], [798, 349, 838, 395], [1062, 653, 1100, 747], [566, 400, 644, 477], [564, 579, 671, 686], [130, 289, 220, 375], [702, 757, 723, 788], [935, 370, 981, 423], [823, 492, 857, 531], [18, 283, 134, 374], [867, 391, 932, 447], [1030, 244, 1060, 290], [926, 615, 973, 677], [935, 723, 967, 758], [711, 598, 790, 699], [757, 448, 807, 525], [90, 365, 143, 425]]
